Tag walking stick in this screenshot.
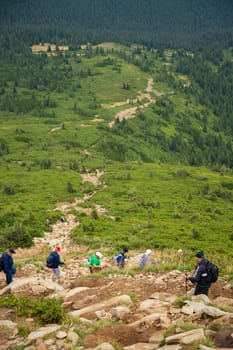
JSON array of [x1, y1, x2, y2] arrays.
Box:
[[184, 270, 188, 294]]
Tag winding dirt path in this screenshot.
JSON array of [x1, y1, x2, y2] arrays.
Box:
[[32, 170, 108, 251], [108, 78, 155, 128]]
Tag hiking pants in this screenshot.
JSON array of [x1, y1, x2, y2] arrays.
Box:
[[194, 284, 210, 296]]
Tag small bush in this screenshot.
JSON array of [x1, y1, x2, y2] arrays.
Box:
[[0, 295, 66, 325], [173, 295, 191, 308]]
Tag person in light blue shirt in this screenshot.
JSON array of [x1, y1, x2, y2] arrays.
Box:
[[138, 249, 152, 269]]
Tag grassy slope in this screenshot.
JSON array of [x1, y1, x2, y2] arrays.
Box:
[[0, 45, 233, 268]]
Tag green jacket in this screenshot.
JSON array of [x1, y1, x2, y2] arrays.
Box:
[[87, 254, 101, 267]]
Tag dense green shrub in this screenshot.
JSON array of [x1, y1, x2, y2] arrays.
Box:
[[0, 295, 66, 325]]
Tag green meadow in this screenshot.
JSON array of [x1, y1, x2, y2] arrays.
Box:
[[0, 44, 233, 271]]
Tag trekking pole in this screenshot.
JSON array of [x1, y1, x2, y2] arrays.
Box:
[[184, 270, 188, 294]]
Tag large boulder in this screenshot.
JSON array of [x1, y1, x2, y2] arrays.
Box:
[[0, 277, 63, 297]]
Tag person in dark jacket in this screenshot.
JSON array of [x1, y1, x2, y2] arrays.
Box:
[[186, 251, 211, 295], [47, 246, 65, 279], [116, 247, 128, 268], [2, 248, 16, 285]]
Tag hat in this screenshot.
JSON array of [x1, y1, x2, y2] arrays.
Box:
[[146, 249, 152, 255], [95, 251, 102, 258], [55, 246, 61, 252], [9, 248, 16, 254], [195, 251, 204, 258], [123, 247, 128, 253]]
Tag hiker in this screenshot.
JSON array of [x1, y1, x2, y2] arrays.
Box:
[[138, 249, 152, 269], [186, 251, 211, 296], [87, 252, 102, 273], [116, 247, 128, 268], [2, 248, 16, 285], [46, 246, 65, 279], [60, 216, 65, 223]]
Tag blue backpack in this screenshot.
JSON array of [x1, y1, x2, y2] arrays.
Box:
[[46, 252, 57, 268], [116, 252, 125, 266]]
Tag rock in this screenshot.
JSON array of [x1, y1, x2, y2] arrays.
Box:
[[56, 330, 67, 339], [210, 313, 233, 326], [27, 325, 61, 341], [0, 277, 63, 297], [204, 330, 216, 339], [150, 292, 177, 303], [67, 330, 79, 345], [95, 310, 107, 319], [44, 339, 55, 346], [192, 295, 211, 304], [186, 311, 203, 322], [166, 328, 205, 345], [139, 299, 169, 314], [184, 300, 230, 317], [201, 305, 230, 318], [129, 313, 161, 328], [123, 343, 156, 350], [0, 320, 18, 330], [69, 294, 132, 318], [180, 329, 205, 345], [0, 320, 18, 338], [94, 343, 115, 350], [110, 306, 131, 320], [64, 286, 90, 302], [157, 345, 182, 350], [181, 304, 196, 315], [199, 345, 215, 350], [160, 314, 172, 328]]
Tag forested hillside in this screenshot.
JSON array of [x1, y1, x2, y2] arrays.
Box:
[[1, 0, 233, 48]]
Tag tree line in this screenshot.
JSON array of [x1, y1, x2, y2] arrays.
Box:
[[1, 0, 233, 48]]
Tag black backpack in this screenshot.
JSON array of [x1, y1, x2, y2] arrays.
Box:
[[46, 252, 56, 268], [207, 261, 219, 283], [0, 254, 4, 272]]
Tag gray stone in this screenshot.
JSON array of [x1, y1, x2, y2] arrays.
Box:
[[69, 294, 132, 317], [27, 325, 61, 341], [166, 328, 205, 345], [129, 313, 161, 328], [94, 343, 115, 350], [67, 330, 79, 345], [56, 330, 67, 339], [64, 286, 90, 301], [124, 343, 156, 350], [0, 277, 63, 296], [139, 299, 169, 314], [110, 306, 131, 320]]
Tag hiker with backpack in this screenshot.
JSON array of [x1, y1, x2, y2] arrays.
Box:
[[186, 251, 218, 296], [138, 249, 152, 269], [1, 248, 16, 285], [46, 246, 65, 279], [116, 247, 128, 268], [86, 252, 103, 273]]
